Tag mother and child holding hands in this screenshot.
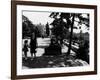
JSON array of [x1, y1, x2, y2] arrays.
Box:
[[23, 32, 37, 60]]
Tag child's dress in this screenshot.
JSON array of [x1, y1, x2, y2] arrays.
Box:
[[23, 44, 28, 52]]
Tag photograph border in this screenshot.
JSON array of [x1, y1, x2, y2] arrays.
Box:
[[11, 1, 97, 80]]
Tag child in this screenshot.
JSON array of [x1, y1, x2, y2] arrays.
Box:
[[23, 40, 29, 60]]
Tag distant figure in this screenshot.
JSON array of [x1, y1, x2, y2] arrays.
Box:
[[46, 22, 50, 37], [23, 40, 29, 59], [30, 32, 37, 59]]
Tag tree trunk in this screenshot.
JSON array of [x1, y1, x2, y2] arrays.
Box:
[[67, 14, 75, 55]]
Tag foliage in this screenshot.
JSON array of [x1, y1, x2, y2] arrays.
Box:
[[22, 15, 45, 38], [49, 12, 89, 55], [22, 15, 36, 38]]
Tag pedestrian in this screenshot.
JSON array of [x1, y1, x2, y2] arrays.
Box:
[[30, 32, 37, 60], [23, 40, 29, 60]]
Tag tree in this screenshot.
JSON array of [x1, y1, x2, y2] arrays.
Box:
[[50, 13, 69, 44], [49, 12, 89, 55], [22, 15, 39, 38], [36, 23, 45, 37], [22, 15, 32, 38], [67, 14, 75, 55]]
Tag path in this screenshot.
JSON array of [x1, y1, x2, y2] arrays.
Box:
[[22, 38, 89, 69], [22, 38, 76, 57]]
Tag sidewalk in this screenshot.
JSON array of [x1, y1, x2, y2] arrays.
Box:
[[22, 38, 76, 57]]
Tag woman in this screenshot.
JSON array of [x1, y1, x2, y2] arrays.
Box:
[[30, 32, 37, 59]]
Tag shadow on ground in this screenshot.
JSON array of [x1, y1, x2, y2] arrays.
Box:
[[22, 53, 88, 69]]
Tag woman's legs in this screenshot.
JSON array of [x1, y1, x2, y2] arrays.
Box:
[[30, 49, 36, 60], [34, 52, 36, 58], [34, 49, 37, 58], [31, 52, 33, 57], [30, 52, 33, 60]]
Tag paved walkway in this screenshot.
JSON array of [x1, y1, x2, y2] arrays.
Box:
[[22, 38, 89, 69], [22, 38, 76, 57]]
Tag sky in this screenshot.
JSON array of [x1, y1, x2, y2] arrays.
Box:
[[23, 11, 53, 25], [23, 11, 89, 33]]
